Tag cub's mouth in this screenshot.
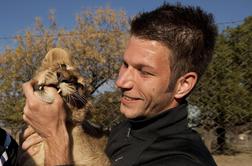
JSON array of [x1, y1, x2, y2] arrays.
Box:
[[33, 80, 86, 109], [33, 83, 59, 92]]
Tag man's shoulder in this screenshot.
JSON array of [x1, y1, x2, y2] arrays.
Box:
[[110, 120, 128, 134], [144, 155, 205, 166], [141, 129, 217, 166]]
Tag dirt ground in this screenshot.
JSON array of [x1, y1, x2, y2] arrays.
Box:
[[213, 153, 252, 166]]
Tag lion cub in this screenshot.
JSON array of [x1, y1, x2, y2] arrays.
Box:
[[21, 48, 110, 166]]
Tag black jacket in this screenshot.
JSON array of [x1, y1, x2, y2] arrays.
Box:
[[105, 102, 217, 166], [0, 127, 18, 166]]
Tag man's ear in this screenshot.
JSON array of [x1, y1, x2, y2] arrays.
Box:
[[174, 72, 198, 99]]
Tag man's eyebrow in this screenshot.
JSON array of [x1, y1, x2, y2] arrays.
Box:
[[122, 59, 155, 70], [134, 63, 155, 70]]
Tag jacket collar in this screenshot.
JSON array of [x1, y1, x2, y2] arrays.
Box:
[[128, 101, 189, 140]]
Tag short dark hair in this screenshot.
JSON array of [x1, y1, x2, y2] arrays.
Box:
[[130, 3, 218, 90]]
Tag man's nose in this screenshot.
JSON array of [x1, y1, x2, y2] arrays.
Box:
[[116, 67, 134, 90]]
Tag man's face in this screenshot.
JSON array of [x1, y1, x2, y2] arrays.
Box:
[[116, 36, 178, 119]]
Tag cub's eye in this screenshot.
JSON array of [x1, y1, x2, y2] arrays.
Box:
[[60, 64, 67, 69], [62, 76, 77, 83], [69, 76, 77, 82]]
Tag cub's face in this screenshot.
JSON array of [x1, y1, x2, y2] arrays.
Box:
[[34, 48, 87, 109]]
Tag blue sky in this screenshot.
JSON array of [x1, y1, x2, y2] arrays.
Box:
[[0, 0, 252, 49]]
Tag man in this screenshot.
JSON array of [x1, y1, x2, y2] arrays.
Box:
[[22, 3, 217, 166]]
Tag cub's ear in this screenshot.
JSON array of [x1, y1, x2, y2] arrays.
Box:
[[42, 48, 73, 67]]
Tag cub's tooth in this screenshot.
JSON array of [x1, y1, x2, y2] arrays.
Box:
[[57, 89, 62, 94]]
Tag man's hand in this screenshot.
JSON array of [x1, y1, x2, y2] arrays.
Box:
[[22, 80, 72, 165], [21, 126, 43, 156], [22, 80, 65, 138]]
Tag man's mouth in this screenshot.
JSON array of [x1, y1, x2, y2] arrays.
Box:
[[121, 94, 141, 103]]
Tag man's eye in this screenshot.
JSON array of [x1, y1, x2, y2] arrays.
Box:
[[140, 70, 152, 76]]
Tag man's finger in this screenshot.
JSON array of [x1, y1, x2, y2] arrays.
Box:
[[26, 145, 40, 156], [18, 144, 41, 162], [43, 86, 63, 105], [23, 106, 33, 125], [22, 80, 36, 99], [22, 126, 36, 140], [22, 114, 30, 125], [22, 133, 43, 151]]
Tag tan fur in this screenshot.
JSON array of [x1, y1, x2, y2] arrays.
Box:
[[21, 48, 110, 166]]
